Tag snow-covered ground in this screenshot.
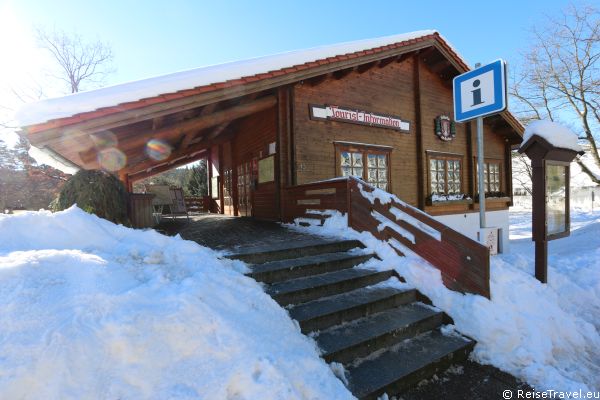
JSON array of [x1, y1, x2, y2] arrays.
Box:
[[0, 207, 353, 400], [290, 193, 600, 393], [1, 201, 598, 397]]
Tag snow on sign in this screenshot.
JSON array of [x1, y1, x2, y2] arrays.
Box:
[[453, 59, 507, 122]]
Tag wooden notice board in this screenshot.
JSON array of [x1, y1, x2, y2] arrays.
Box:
[[258, 155, 275, 184]]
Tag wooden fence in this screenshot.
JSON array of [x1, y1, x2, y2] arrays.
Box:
[[282, 177, 490, 298], [281, 178, 349, 221]]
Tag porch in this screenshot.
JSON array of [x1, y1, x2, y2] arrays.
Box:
[[156, 213, 335, 253]]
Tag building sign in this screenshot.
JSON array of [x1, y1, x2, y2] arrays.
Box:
[[309, 104, 410, 132], [434, 115, 456, 141], [453, 59, 507, 122]]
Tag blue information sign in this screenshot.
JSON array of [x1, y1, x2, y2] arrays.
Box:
[[453, 59, 507, 122]]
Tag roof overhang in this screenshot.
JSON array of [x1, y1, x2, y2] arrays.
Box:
[[18, 32, 523, 179]]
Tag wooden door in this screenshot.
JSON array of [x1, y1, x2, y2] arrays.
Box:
[[223, 169, 234, 215], [237, 161, 253, 216]]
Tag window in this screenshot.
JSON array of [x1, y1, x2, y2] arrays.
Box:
[[428, 154, 463, 196], [337, 144, 390, 190], [475, 161, 502, 194]]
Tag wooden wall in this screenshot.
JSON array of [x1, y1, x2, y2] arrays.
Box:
[[293, 57, 419, 205], [232, 106, 278, 220], [292, 55, 510, 215]]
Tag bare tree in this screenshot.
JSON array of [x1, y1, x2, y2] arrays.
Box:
[[511, 152, 534, 196], [36, 27, 114, 93], [1, 28, 116, 210], [511, 4, 600, 185]]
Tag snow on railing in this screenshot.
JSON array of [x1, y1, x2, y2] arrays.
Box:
[[282, 176, 490, 298]]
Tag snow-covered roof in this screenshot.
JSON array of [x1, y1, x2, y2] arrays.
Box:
[[521, 120, 583, 152], [16, 30, 452, 128]]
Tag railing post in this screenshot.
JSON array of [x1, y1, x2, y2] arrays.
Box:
[[346, 178, 352, 228]]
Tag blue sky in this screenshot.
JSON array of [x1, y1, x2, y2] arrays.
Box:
[[4, 0, 574, 86]]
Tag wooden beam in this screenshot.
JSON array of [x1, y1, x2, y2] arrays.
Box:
[[357, 61, 377, 74], [152, 116, 166, 130], [191, 122, 238, 149], [118, 95, 276, 151], [377, 56, 397, 69], [429, 60, 452, 75], [179, 129, 201, 150], [206, 122, 230, 141], [79, 95, 276, 165], [413, 53, 425, 210], [418, 47, 437, 62], [439, 65, 458, 81], [126, 141, 210, 176], [306, 74, 330, 86], [397, 52, 412, 63], [128, 150, 208, 182], [127, 118, 240, 177], [332, 68, 354, 80]]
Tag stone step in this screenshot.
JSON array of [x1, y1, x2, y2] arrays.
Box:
[[314, 303, 444, 364], [226, 239, 364, 264], [297, 218, 323, 227], [288, 283, 417, 333], [346, 329, 475, 400], [249, 251, 376, 284], [296, 212, 332, 226], [268, 268, 394, 306], [304, 212, 332, 219]]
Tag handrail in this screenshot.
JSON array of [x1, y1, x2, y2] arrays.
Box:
[[281, 177, 490, 298], [347, 177, 490, 298], [282, 178, 349, 221]]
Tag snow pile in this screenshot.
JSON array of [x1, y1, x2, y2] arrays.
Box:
[[522, 120, 583, 152], [0, 207, 353, 400], [290, 190, 600, 392], [16, 30, 439, 127]]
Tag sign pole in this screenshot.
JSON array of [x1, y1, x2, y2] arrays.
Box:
[[453, 59, 507, 233], [535, 238, 548, 283], [477, 116, 486, 228]]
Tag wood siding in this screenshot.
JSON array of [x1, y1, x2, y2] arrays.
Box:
[[293, 57, 419, 205], [233, 107, 278, 220], [292, 56, 511, 215]]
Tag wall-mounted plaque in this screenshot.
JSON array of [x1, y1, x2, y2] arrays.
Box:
[[309, 104, 410, 132], [258, 155, 275, 184], [434, 115, 456, 141]]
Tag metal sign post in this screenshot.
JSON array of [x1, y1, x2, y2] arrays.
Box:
[[453, 59, 507, 231], [476, 116, 486, 228]]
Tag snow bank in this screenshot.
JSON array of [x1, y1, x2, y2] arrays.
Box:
[[0, 207, 353, 400], [522, 120, 583, 152], [290, 206, 600, 392], [16, 31, 438, 127]]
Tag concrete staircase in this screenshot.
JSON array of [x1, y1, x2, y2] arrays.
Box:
[[227, 238, 475, 400]]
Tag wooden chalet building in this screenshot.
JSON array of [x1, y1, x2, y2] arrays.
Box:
[[18, 30, 523, 253]]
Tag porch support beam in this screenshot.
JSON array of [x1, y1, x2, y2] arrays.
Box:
[[79, 95, 276, 165]]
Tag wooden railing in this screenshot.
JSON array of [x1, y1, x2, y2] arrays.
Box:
[[184, 196, 210, 213], [281, 178, 349, 221], [282, 177, 490, 298]]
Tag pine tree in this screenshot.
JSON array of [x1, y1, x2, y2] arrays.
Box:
[[184, 162, 208, 196]]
